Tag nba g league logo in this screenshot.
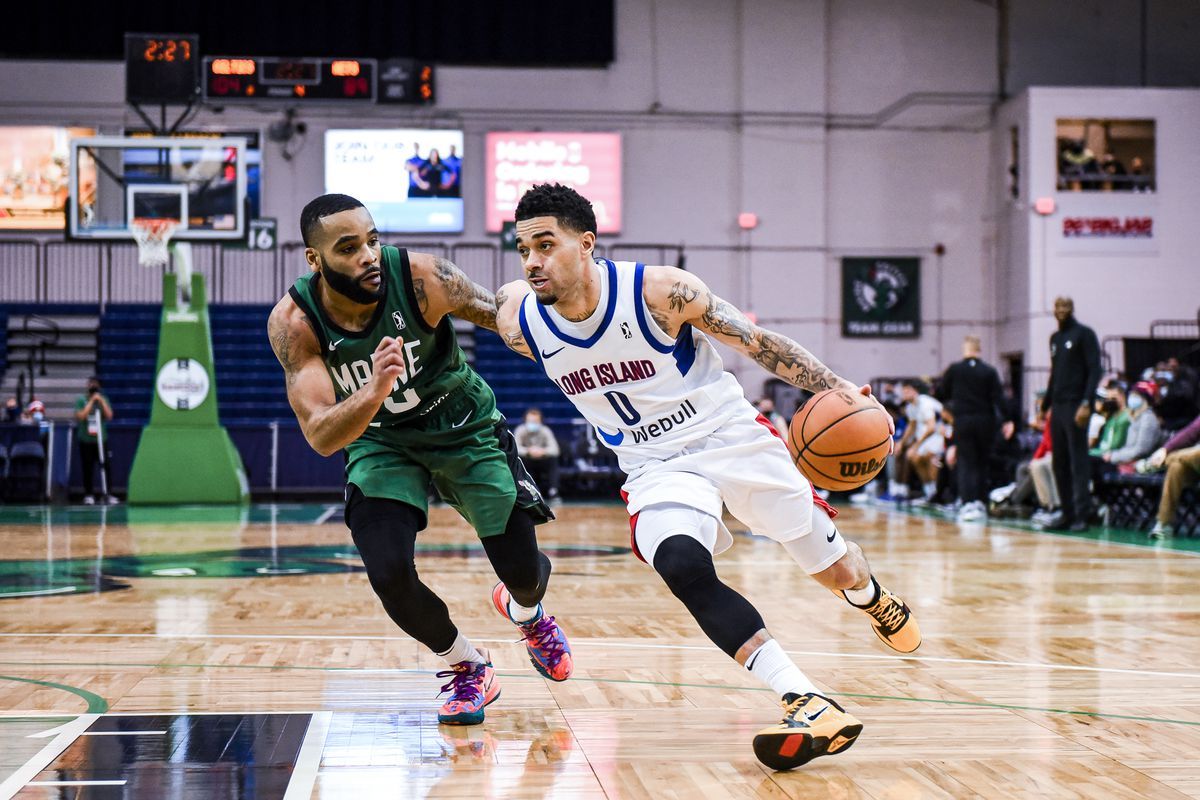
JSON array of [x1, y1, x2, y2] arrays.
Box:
[[852, 261, 910, 316]]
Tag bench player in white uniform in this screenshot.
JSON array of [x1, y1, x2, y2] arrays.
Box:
[[494, 184, 921, 771]]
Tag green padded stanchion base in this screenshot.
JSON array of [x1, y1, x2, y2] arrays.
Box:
[[127, 426, 249, 505]]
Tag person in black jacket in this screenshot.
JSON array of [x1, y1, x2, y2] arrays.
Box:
[[1040, 297, 1102, 531], [940, 335, 1009, 522]]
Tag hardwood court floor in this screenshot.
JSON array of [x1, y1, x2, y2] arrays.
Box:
[[0, 502, 1198, 799]]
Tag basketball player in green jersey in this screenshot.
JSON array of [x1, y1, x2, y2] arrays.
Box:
[[267, 194, 573, 725]]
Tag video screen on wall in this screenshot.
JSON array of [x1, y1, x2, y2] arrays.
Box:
[[485, 132, 622, 233], [0, 126, 96, 230], [325, 128, 463, 233], [1056, 118, 1155, 192]]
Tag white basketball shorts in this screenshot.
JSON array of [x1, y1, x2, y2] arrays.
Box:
[[620, 408, 847, 574]]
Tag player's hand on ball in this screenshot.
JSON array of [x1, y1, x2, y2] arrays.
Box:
[[369, 336, 406, 399], [858, 383, 896, 437]]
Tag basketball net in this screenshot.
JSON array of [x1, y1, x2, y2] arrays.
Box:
[[132, 219, 192, 302], [131, 218, 178, 269]]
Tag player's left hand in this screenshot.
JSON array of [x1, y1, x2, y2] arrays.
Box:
[[858, 383, 896, 439]]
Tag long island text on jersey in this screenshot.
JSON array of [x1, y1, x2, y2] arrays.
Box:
[[518, 259, 747, 472]]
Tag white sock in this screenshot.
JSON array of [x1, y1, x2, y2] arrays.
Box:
[[436, 632, 483, 666], [843, 576, 880, 607], [507, 598, 541, 624], [745, 639, 818, 698], [923, 482, 937, 499]]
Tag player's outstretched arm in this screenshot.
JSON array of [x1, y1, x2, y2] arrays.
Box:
[[408, 252, 499, 332], [642, 266, 857, 394], [494, 280, 535, 361], [268, 299, 403, 457]]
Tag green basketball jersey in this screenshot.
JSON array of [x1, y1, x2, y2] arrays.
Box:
[[288, 245, 487, 428]]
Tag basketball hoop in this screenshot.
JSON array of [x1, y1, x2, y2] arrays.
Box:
[[131, 218, 178, 268]]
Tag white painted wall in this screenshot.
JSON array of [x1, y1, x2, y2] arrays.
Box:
[[7, 0, 1191, 400]]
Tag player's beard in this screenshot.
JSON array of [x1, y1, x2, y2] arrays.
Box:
[[321, 258, 384, 305]]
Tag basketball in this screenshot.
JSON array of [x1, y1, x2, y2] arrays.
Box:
[[786, 388, 892, 491]]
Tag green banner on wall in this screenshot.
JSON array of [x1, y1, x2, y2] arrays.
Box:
[[841, 257, 921, 338]]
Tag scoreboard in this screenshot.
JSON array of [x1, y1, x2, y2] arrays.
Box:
[[204, 57, 376, 102]]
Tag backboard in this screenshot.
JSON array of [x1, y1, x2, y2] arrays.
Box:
[[68, 135, 247, 241]]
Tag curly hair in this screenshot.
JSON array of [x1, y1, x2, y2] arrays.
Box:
[[514, 183, 597, 236]]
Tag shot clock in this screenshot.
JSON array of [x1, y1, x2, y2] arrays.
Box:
[[124, 33, 202, 104]]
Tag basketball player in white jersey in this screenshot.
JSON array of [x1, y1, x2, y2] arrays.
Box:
[[493, 184, 921, 771]]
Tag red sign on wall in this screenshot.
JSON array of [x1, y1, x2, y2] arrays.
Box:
[[1062, 217, 1153, 238], [485, 132, 622, 233]]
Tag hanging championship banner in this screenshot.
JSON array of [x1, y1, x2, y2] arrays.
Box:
[[841, 257, 921, 338]]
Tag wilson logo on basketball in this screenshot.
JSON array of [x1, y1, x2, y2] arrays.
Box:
[[839, 458, 884, 478]]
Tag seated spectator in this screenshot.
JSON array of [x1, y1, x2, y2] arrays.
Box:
[[1139, 411, 1200, 538], [1027, 409, 1063, 524], [1101, 381, 1161, 470], [754, 397, 788, 435], [3, 396, 19, 423], [1089, 387, 1131, 460], [1157, 357, 1199, 431], [893, 380, 945, 505], [513, 408, 561, 504], [1099, 152, 1127, 191]]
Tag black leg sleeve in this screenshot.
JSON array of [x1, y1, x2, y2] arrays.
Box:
[[346, 487, 458, 654], [653, 535, 766, 660], [480, 505, 553, 609]]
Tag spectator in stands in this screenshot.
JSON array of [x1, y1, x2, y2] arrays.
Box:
[[1099, 152, 1127, 191], [1128, 156, 1153, 192], [1141, 411, 1200, 538], [939, 335, 1006, 522], [1089, 386, 1131, 460], [1100, 381, 1161, 470], [1042, 296, 1102, 532], [3, 396, 19, 423], [74, 376, 117, 505], [513, 408, 561, 505], [1158, 357, 1199, 431], [893, 380, 944, 505], [754, 397, 788, 435]]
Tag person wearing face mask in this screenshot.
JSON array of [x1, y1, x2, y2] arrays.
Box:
[[1040, 296, 1102, 532], [513, 408, 561, 505], [74, 376, 117, 505], [1101, 381, 1161, 469], [1089, 386, 1131, 459]]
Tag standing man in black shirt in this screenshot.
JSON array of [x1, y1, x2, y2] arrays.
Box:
[[941, 335, 1007, 522], [1041, 297, 1102, 531]]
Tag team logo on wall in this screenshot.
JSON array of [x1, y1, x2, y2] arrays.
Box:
[[841, 257, 921, 338], [393, 311, 407, 331]]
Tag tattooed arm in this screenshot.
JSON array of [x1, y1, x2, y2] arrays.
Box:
[[267, 297, 400, 456], [641, 266, 857, 394], [494, 280, 535, 360], [409, 252, 499, 332]]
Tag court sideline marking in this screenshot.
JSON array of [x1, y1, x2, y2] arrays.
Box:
[[1, 633, 1196, 680]]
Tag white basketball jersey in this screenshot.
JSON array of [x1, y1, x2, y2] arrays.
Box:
[[518, 259, 748, 471]]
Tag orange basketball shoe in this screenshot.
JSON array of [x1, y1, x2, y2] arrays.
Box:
[[838, 577, 921, 653], [436, 647, 500, 725], [753, 693, 863, 770], [491, 581, 574, 681]]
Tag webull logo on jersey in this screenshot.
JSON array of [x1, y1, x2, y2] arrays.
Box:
[[555, 359, 656, 395], [600, 399, 699, 446], [839, 457, 884, 479]]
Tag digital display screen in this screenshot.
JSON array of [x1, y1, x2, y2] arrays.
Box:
[[325, 129, 463, 233], [485, 132, 622, 233], [0, 126, 96, 230], [124, 33, 200, 104], [205, 57, 375, 102]]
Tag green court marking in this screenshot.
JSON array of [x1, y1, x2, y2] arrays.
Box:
[[1, 660, 1194, 729], [0, 675, 108, 713]]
